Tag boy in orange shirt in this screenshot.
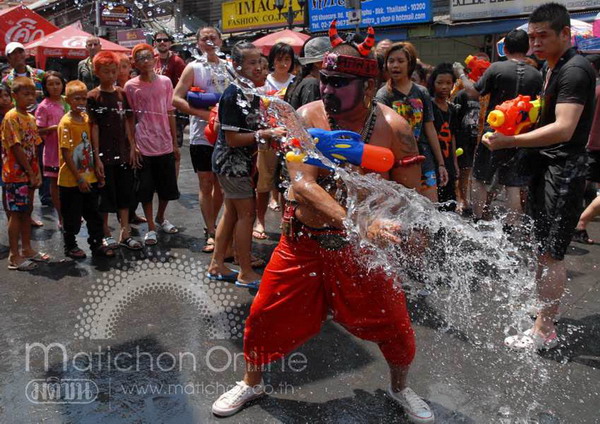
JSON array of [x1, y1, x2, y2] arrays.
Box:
[[1, 77, 48, 270]]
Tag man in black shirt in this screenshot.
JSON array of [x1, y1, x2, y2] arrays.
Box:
[[484, 3, 596, 351], [455, 29, 542, 225]]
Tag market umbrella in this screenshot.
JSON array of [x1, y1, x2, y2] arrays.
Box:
[[253, 29, 310, 56], [496, 19, 593, 57], [24, 23, 129, 69], [0, 5, 59, 53]]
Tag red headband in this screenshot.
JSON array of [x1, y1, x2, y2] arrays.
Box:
[[322, 53, 379, 78]]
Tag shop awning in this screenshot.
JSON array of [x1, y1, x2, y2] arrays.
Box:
[[24, 23, 129, 69], [0, 5, 59, 54]]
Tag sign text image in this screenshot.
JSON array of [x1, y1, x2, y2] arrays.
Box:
[[309, 0, 431, 32], [222, 0, 305, 33], [451, 0, 600, 21]]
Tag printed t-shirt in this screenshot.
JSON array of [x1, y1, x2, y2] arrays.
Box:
[[124, 75, 175, 157], [57, 113, 97, 187], [1, 108, 42, 183], [264, 74, 294, 95], [87, 87, 132, 164], [212, 83, 259, 177], [432, 100, 458, 176]]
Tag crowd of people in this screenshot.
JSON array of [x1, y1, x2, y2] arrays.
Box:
[[1, 2, 599, 422]]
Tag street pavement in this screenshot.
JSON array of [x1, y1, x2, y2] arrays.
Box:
[[0, 144, 599, 424]]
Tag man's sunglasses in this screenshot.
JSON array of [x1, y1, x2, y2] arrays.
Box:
[[155, 38, 171, 43], [319, 72, 359, 88]]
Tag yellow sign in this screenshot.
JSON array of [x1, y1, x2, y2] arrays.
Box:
[[222, 0, 304, 33]]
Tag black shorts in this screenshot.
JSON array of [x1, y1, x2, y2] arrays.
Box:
[[456, 136, 476, 170], [99, 163, 135, 213], [472, 143, 530, 187], [586, 150, 600, 183], [137, 153, 180, 203], [527, 154, 587, 261], [190, 144, 214, 173]]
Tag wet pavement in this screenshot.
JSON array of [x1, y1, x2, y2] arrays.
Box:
[[1, 145, 599, 423]]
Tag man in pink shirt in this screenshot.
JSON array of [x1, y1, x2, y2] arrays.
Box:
[[125, 43, 180, 246]]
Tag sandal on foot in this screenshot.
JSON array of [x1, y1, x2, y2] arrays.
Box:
[[103, 236, 119, 249], [144, 231, 158, 246], [26, 252, 51, 263], [156, 219, 178, 234], [66, 247, 87, 259], [120, 237, 143, 251], [202, 229, 215, 254], [206, 270, 239, 281], [252, 230, 269, 240], [129, 215, 147, 225], [93, 245, 116, 257], [572, 229, 594, 245], [235, 279, 261, 289], [8, 259, 38, 271], [504, 328, 558, 351], [30, 219, 44, 228]]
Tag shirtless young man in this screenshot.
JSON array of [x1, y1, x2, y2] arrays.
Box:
[[212, 22, 434, 424]]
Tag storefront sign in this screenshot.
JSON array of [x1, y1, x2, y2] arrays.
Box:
[[222, 0, 304, 33], [99, 4, 133, 27], [116, 29, 148, 48], [309, 0, 431, 32], [451, 0, 600, 22]]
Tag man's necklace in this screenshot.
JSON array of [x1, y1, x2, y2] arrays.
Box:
[[326, 99, 378, 144]]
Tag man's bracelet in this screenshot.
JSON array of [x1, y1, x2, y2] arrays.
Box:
[[439, 164, 446, 168]]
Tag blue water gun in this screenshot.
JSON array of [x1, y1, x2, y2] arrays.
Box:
[[285, 128, 395, 172], [187, 87, 221, 109]]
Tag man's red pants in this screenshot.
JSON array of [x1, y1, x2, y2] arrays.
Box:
[[243, 233, 416, 367]]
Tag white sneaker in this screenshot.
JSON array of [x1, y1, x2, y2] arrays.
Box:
[[387, 386, 435, 424], [212, 380, 265, 417]]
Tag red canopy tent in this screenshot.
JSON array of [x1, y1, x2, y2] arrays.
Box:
[[24, 24, 130, 69], [0, 5, 59, 54], [253, 29, 310, 56]]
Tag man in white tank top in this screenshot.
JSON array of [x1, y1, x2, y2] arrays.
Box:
[[173, 27, 233, 253]]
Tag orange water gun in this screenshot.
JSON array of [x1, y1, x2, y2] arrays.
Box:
[[465, 55, 490, 82], [486, 95, 541, 136]]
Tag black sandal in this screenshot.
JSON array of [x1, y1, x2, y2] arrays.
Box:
[[93, 245, 116, 257], [66, 247, 87, 259], [572, 229, 594, 244], [202, 228, 216, 254]]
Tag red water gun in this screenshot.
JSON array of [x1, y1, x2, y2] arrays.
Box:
[[486, 95, 541, 136], [204, 107, 219, 144], [465, 55, 490, 82]]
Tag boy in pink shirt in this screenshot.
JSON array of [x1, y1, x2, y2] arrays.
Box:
[[124, 43, 180, 246]]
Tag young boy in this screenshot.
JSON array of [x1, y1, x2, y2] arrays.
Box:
[[88, 51, 142, 251], [58, 80, 114, 259], [124, 43, 180, 246], [1, 77, 48, 270]]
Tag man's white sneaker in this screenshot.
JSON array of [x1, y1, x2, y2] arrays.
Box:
[[387, 386, 435, 424], [212, 380, 265, 417]]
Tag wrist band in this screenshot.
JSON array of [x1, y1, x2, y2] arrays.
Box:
[[438, 164, 446, 168], [77, 177, 85, 184]]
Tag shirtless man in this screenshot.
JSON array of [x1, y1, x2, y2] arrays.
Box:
[[212, 23, 434, 424]]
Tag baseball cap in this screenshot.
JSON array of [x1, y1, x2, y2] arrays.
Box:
[[5, 42, 25, 56], [298, 37, 330, 66]]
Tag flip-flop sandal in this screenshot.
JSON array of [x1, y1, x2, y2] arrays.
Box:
[[8, 259, 38, 271], [144, 231, 158, 246], [268, 203, 281, 212], [572, 229, 594, 245], [206, 270, 239, 281], [30, 219, 44, 228], [235, 279, 260, 289], [202, 229, 216, 253], [26, 252, 51, 263], [103, 236, 119, 249], [157, 219, 178, 234], [66, 247, 87, 259], [504, 328, 558, 351], [252, 230, 269, 240], [119, 237, 143, 251], [130, 215, 147, 224]]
